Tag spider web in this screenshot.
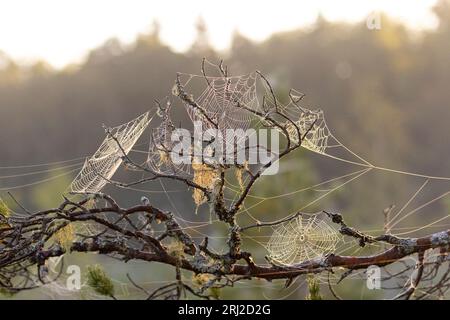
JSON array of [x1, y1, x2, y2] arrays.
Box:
[[265, 214, 341, 265], [68, 112, 151, 194], [176, 72, 263, 137], [5, 67, 450, 299], [284, 107, 330, 154], [147, 102, 193, 177], [268, 90, 373, 166]]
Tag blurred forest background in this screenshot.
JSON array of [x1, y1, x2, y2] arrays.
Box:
[[1, 0, 450, 299]]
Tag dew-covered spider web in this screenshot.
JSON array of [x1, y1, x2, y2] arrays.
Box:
[[68, 112, 152, 194], [266, 214, 341, 266], [284, 108, 329, 154], [176, 72, 262, 134], [267, 90, 373, 167]]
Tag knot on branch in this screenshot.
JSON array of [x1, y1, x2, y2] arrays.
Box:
[[324, 210, 375, 247]]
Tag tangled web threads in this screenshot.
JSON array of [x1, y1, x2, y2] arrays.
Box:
[[147, 103, 193, 177], [284, 108, 330, 155], [266, 214, 340, 265]]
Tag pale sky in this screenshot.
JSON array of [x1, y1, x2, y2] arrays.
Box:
[[0, 0, 439, 69]]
